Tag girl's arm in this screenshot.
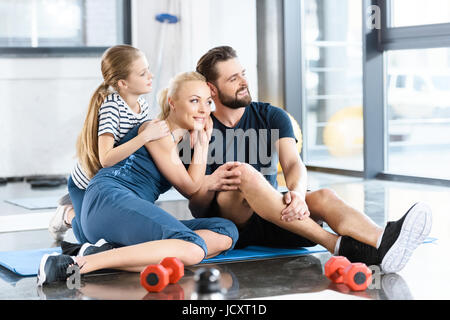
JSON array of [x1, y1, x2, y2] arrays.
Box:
[[143, 126, 210, 199], [98, 120, 169, 168]]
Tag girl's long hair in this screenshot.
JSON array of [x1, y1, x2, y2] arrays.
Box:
[[76, 45, 142, 178]]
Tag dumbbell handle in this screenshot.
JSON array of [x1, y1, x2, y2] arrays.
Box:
[[328, 264, 350, 284], [148, 264, 173, 275], [335, 267, 346, 275]]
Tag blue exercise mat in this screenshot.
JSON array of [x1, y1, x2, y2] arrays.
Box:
[[0, 247, 62, 276], [0, 245, 327, 277], [0, 237, 437, 277], [201, 245, 327, 264]]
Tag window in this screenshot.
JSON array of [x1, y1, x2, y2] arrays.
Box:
[[284, 0, 450, 184], [396, 75, 406, 89], [386, 48, 450, 180], [390, 0, 450, 27], [413, 76, 426, 92], [0, 0, 130, 54], [303, 0, 363, 171]]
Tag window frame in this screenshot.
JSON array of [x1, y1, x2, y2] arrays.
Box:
[[283, 0, 450, 186], [0, 0, 132, 57]]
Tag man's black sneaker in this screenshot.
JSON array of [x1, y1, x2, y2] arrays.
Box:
[[37, 253, 78, 286], [78, 239, 116, 257], [338, 235, 379, 266], [378, 202, 432, 273], [338, 202, 432, 273]]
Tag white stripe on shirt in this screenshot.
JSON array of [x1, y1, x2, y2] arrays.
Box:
[[71, 92, 150, 190]]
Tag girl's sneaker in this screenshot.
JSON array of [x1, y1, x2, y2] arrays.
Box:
[[37, 253, 78, 286], [78, 239, 116, 256]]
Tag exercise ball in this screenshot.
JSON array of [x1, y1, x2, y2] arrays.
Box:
[[323, 106, 363, 157], [277, 112, 303, 173]]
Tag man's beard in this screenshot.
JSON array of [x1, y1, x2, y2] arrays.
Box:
[[218, 87, 252, 109]]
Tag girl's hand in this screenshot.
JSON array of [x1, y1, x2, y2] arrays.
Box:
[[139, 120, 170, 143]]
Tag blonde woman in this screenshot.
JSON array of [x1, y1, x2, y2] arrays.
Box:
[[49, 45, 170, 243], [38, 72, 238, 286]]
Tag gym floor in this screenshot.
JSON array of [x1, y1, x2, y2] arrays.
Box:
[[0, 171, 449, 300]]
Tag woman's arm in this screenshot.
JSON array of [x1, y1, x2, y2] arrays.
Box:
[[143, 128, 210, 199]]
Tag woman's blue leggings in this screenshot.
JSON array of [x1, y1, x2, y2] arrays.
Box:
[[67, 176, 89, 243], [79, 181, 239, 258]]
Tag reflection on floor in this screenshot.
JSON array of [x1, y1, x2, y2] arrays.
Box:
[[0, 171, 449, 300]]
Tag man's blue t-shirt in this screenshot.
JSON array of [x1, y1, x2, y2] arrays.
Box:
[[205, 102, 297, 189]]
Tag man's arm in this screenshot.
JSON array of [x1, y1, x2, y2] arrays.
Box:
[[278, 137, 308, 196], [189, 162, 242, 218], [277, 137, 310, 222]]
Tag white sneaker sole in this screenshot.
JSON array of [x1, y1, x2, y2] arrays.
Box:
[[381, 202, 432, 274], [78, 238, 108, 257], [36, 252, 60, 286]]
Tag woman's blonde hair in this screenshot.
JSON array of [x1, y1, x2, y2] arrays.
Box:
[[157, 71, 207, 120], [76, 45, 143, 179]]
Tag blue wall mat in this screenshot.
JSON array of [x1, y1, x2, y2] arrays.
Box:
[[4, 188, 186, 210], [5, 197, 60, 210]]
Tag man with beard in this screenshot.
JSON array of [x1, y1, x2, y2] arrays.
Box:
[[188, 46, 432, 273]]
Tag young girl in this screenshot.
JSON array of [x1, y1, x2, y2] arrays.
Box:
[[49, 45, 169, 243]]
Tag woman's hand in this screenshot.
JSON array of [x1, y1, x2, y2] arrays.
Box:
[[192, 128, 209, 149], [190, 116, 213, 148], [206, 162, 242, 192]]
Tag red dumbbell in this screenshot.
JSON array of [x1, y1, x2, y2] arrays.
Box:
[[140, 257, 184, 292], [324, 256, 372, 291]]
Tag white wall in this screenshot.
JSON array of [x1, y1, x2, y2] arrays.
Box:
[[133, 0, 258, 118], [0, 0, 257, 177], [0, 57, 102, 177]]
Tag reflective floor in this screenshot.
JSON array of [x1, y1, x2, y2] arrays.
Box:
[[0, 171, 449, 300]]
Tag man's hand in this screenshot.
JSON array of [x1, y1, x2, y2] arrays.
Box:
[[280, 191, 310, 222], [206, 162, 242, 192]]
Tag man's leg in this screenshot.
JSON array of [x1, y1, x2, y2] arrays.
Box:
[[219, 163, 431, 272], [215, 164, 339, 253], [305, 188, 384, 248]]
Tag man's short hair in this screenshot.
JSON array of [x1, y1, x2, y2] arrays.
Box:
[[196, 46, 237, 84]]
